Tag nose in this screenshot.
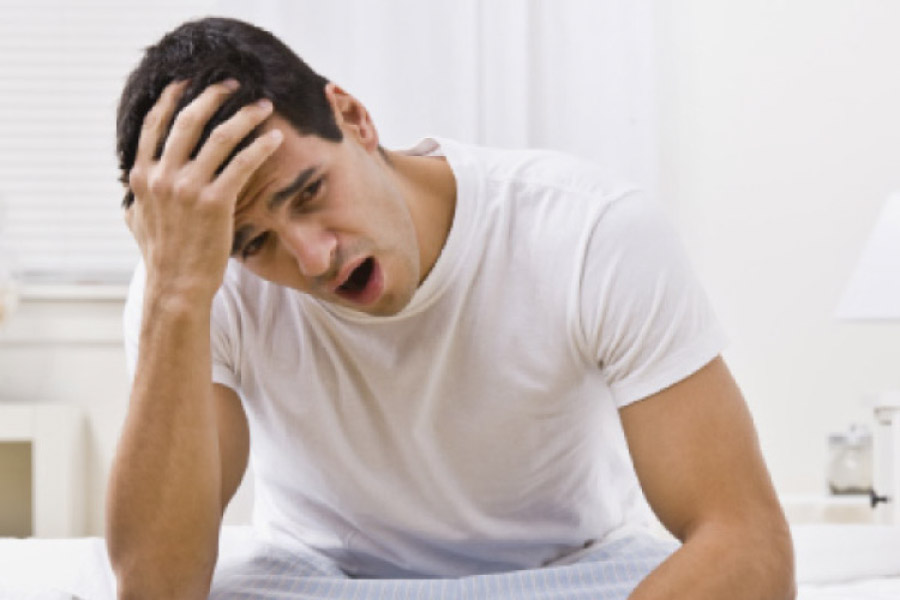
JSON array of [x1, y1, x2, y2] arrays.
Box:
[[280, 221, 336, 279]]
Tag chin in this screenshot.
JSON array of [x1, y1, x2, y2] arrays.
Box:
[[371, 284, 420, 316], [362, 296, 410, 317], [362, 262, 419, 317]]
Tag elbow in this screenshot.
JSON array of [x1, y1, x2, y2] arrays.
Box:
[[774, 564, 798, 600], [723, 496, 797, 600], [753, 516, 797, 600], [112, 558, 216, 600], [692, 512, 797, 600], [105, 497, 221, 599], [771, 558, 797, 600], [107, 535, 218, 600], [779, 544, 798, 600], [117, 582, 210, 600]]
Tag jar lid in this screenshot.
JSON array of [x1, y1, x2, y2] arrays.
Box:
[[829, 424, 872, 446]]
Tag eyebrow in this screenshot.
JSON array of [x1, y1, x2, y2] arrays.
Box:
[[267, 166, 318, 212], [231, 166, 320, 256]]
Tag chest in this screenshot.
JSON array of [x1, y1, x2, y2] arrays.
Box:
[[238, 283, 615, 510]]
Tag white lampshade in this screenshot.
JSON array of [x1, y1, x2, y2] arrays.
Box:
[[836, 193, 900, 320]]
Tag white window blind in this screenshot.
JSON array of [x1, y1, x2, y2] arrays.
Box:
[[0, 0, 215, 285]]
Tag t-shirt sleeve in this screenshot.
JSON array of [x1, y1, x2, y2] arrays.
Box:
[[122, 260, 145, 383], [210, 280, 241, 393], [576, 191, 727, 408], [122, 259, 242, 393]]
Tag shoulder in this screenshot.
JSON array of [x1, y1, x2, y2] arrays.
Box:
[[442, 139, 635, 203]]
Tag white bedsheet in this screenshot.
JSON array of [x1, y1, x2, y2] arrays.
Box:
[[0, 525, 897, 599], [0, 535, 114, 599], [793, 524, 900, 584], [800, 578, 900, 600]]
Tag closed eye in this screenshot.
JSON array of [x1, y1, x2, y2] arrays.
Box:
[[241, 232, 270, 259], [290, 177, 325, 213]]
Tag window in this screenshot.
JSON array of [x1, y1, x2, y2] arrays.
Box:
[[0, 0, 215, 284]]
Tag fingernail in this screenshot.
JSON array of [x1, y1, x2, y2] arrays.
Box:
[[269, 129, 283, 142], [257, 98, 272, 110], [223, 78, 240, 91]]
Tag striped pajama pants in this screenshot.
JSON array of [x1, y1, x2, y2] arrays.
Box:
[[209, 534, 677, 600]]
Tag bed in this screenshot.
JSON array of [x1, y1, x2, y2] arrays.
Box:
[[2, 405, 897, 599], [793, 523, 900, 599], [0, 523, 899, 599]]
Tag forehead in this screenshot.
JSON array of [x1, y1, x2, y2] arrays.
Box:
[[235, 115, 335, 215]]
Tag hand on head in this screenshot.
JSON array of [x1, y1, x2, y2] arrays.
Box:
[[124, 79, 283, 303]]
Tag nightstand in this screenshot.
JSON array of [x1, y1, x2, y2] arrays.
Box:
[[781, 493, 876, 525], [0, 404, 85, 537]]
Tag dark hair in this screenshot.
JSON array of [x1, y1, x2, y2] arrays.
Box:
[[116, 17, 342, 207]]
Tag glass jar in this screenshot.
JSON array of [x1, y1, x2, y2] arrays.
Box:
[[827, 424, 873, 495]]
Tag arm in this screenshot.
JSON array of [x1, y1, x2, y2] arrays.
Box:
[[106, 80, 281, 598], [620, 356, 796, 600]]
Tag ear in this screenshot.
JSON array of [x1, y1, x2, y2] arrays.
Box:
[[324, 82, 379, 152]]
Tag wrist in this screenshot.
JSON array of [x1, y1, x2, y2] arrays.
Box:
[[143, 273, 220, 314], [142, 282, 216, 327]]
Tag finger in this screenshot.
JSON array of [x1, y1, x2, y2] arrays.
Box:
[[191, 98, 274, 179], [207, 129, 284, 205], [161, 79, 241, 166], [135, 80, 189, 165]]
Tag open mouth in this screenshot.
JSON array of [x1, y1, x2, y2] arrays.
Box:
[[335, 256, 380, 304]]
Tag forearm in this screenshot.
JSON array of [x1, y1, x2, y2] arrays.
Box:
[[107, 290, 222, 598], [629, 519, 796, 600], [107, 73, 279, 596]]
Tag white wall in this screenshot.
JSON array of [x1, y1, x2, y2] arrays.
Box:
[[656, 0, 900, 494], [0, 292, 252, 535], [0, 292, 128, 535]]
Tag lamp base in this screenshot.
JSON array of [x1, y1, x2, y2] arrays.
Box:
[[871, 392, 900, 525]]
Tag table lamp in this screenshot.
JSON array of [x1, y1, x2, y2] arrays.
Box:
[[836, 192, 900, 525]]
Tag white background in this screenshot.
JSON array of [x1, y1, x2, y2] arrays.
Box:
[[657, 1, 900, 493]]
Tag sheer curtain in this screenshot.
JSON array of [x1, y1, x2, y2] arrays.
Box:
[[0, 0, 655, 285], [215, 0, 657, 186]]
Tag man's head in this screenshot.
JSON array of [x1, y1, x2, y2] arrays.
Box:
[[118, 17, 456, 317], [117, 17, 341, 207]]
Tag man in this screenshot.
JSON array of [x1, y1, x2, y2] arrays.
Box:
[[108, 16, 795, 600]]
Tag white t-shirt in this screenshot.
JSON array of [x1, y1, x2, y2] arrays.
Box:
[[124, 138, 725, 578]]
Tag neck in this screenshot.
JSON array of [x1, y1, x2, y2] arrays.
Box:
[[385, 149, 457, 283]]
